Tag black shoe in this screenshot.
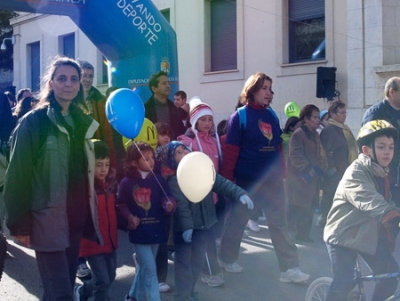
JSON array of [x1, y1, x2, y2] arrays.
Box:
[[295, 235, 314, 243]]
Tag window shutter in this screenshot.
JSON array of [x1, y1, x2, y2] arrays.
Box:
[[211, 0, 237, 71], [289, 0, 324, 20]]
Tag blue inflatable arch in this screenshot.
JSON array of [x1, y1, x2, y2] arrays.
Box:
[[0, 0, 179, 102]]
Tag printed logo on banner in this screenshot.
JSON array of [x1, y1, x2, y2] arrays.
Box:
[[161, 57, 170, 74]]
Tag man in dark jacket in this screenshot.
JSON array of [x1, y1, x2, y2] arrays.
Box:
[[362, 76, 400, 206], [145, 71, 185, 139]]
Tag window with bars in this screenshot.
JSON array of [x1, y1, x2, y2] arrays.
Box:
[[289, 0, 325, 63]]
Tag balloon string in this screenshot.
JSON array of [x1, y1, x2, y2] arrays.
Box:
[[133, 141, 172, 203], [192, 203, 196, 226]]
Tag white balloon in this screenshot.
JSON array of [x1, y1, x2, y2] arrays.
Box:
[[177, 152, 216, 203]]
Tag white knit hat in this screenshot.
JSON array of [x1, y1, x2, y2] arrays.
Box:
[[187, 96, 222, 159], [189, 96, 214, 128]]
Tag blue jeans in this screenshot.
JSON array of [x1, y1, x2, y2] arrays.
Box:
[[156, 214, 172, 283], [129, 243, 160, 301], [219, 177, 299, 272], [326, 238, 399, 301], [79, 251, 117, 301], [174, 229, 209, 301]]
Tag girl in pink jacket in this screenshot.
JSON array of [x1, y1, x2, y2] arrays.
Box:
[[178, 97, 225, 287]]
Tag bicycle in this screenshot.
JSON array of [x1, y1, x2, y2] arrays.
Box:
[[305, 257, 400, 301]]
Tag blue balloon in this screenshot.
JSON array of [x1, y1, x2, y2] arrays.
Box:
[[106, 88, 145, 139]]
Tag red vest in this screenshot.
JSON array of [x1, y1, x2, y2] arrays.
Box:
[[79, 188, 118, 257]]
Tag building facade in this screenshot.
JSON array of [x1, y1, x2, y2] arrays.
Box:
[[6, 0, 400, 133]]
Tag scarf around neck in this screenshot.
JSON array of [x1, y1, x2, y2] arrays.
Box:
[[329, 119, 358, 164]]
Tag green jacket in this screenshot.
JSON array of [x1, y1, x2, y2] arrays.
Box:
[[167, 174, 246, 232], [4, 105, 101, 251], [324, 154, 399, 254]]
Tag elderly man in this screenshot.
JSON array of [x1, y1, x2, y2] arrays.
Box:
[[362, 77, 400, 206]]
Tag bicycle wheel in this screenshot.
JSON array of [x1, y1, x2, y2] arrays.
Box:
[[305, 277, 333, 301]]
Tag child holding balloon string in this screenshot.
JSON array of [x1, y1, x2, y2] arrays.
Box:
[[117, 141, 176, 301], [156, 141, 254, 301], [177, 97, 226, 287]]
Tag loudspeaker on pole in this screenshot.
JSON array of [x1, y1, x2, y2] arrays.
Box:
[[316, 67, 337, 100]]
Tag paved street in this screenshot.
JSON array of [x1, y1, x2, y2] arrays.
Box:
[[1, 215, 392, 301]]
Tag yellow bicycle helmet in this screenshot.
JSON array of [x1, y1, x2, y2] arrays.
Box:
[[357, 120, 398, 148]]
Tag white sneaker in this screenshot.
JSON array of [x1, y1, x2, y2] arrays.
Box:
[[279, 267, 310, 283], [218, 258, 243, 273], [247, 219, 261, 232], [200, 273, 225, 287], [159, 282, 171, 293]]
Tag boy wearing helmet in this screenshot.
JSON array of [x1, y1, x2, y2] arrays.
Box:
[[324, 120, 400, 301]]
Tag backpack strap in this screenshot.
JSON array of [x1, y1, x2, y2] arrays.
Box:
[[237, 106, 247, 130], [267, 107, 279, 126], [238, 105, 279, 130]]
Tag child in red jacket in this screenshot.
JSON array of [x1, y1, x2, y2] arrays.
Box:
[[75, 140, 119, 301]]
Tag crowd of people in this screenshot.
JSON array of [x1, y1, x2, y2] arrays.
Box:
[[1, 54, 400, 301]]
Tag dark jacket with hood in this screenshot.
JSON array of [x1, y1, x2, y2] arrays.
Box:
[[4, 102, 102, 251]]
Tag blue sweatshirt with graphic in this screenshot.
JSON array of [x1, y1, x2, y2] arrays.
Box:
[[221, 104, 283, 182]]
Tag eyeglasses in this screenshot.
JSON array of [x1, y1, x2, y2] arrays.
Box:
[[82, 75, 94, 79]]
